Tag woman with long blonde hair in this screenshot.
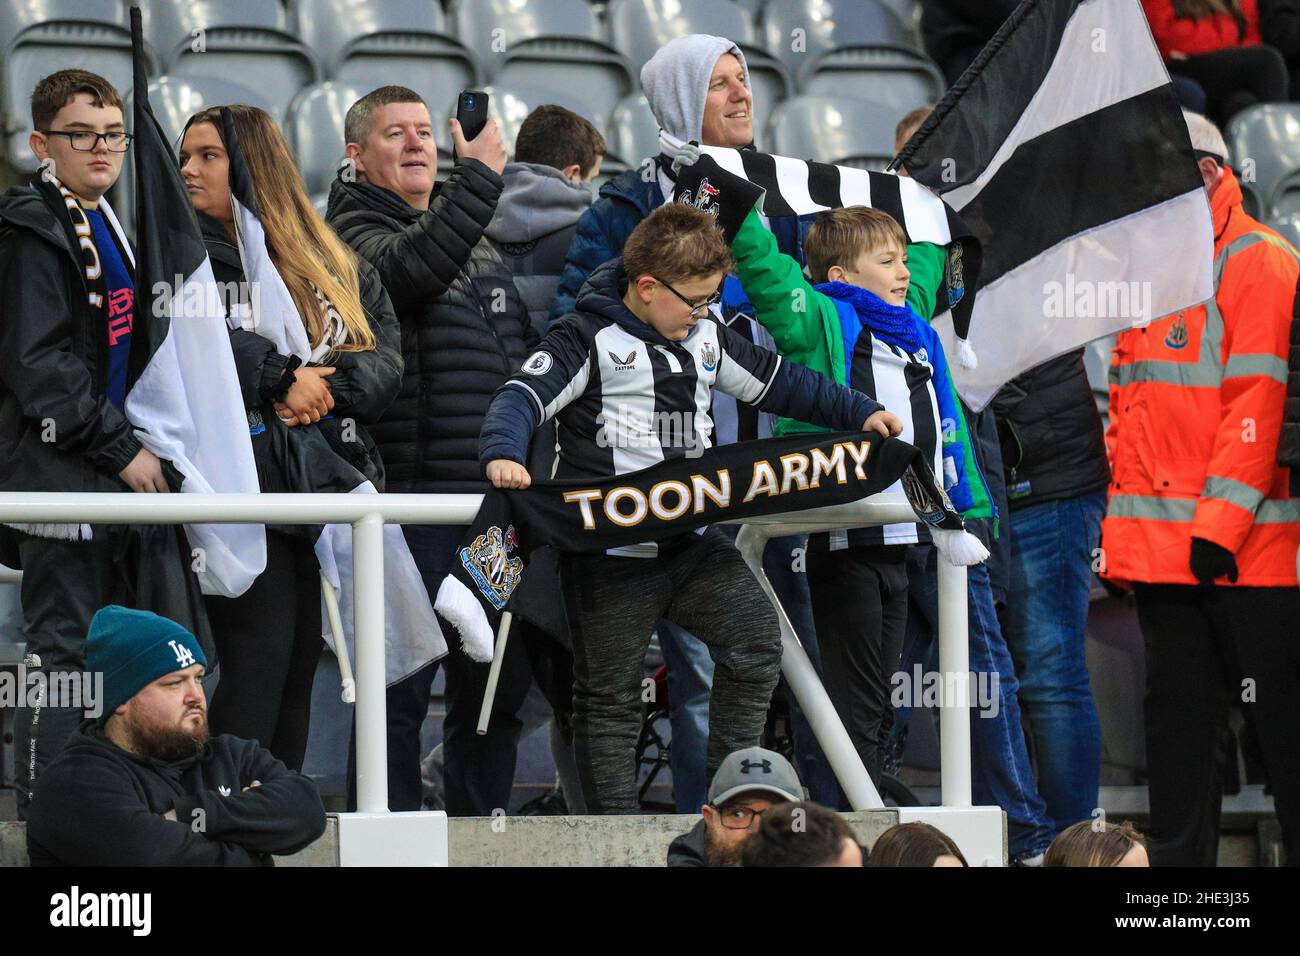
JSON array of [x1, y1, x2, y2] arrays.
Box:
[[1142, 0, 1289, 122], [179, 104, 403, 769]]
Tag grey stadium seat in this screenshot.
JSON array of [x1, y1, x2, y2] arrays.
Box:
[[767, 94, 901, 171], [762, 0, 914, 78], [294, 0, 479, 122], [608, 0, 755, 75], [0, 0, 143, 172], [1269, 211, 1300, 252], [802, 46, 944, 115], [452, 84, 605, 161], [609, 93, 660, 168], [286, 81, 373, 197], [116, 75, 273, 239], [142, 0, 319, 122], [738, 45, 792, 145], [1225, 104, 1300, 220], [455, 0, 635, 127]]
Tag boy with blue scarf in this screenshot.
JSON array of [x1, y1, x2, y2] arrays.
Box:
[[676, 156, 1057, 861]]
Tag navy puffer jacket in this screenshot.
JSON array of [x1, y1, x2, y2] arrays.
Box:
[[549, 167, 665, 322]]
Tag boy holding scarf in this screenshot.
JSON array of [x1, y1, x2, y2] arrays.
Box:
[[479, 202, 902, 812], [679, 156, 1057, 862]]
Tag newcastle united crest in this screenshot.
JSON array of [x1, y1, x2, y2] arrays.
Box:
[[460, 525, 524, 611]]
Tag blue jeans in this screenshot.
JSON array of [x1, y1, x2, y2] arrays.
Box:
[[657, 618, 713, 813], [905, 546, 1056, 860], [1001, 492, 1105, 830]]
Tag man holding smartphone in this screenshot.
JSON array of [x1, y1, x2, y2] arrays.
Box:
[[326, 86, 536, 816]]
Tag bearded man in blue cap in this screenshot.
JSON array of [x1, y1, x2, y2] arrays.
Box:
[[26, 605, 326, 866]]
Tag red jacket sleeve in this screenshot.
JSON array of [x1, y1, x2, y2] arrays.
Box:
[[1142, 0, 1255, 58]]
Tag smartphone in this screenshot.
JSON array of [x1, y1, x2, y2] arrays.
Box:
[[454, 89, 489, 159]]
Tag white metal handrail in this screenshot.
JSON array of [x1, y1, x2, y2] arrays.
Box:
[[0, 491, 972, 814]]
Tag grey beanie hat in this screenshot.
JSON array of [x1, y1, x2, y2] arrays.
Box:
[[640, 34, 751, 143]]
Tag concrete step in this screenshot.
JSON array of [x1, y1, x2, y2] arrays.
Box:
[[1, 810, 912, 867]]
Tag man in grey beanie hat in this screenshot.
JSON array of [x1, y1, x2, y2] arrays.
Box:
[[551, 33, 755, 322], [640, 34, 754, 155]]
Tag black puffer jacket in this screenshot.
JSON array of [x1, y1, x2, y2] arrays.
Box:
[[990, 349, 1110, 510], [0, 183, 142, 494], [198, 213, 402, 502], [326, 161, 536, 493]]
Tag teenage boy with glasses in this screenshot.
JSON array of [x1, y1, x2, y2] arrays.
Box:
[[0, 70, 171, 817]]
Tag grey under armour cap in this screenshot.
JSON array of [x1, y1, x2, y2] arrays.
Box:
[[708, 746, 804, 806]]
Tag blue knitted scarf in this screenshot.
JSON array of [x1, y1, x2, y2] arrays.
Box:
[[815, 281, 923, 354]]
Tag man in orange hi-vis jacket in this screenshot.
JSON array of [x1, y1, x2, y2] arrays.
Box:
[[1102, 110, 1300, 867]]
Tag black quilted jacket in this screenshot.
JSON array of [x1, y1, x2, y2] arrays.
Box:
[[326, 161, 536, 493]]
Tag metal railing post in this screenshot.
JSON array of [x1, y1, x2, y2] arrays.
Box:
[[937, 559, 972, 807], [352, 512, 388, 814], [734, 524, 885, 810]]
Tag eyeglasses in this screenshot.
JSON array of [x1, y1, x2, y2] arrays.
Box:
[[41, 129, 133, 152], [714, 803, 770, 830], [655, 276, 722, 318]]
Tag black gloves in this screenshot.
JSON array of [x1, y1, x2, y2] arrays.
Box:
[[672, 153, 765, 246], [1190, 537, 1239, 585]]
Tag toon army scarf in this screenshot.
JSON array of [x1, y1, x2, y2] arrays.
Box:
[[436, 430, 962, 661]]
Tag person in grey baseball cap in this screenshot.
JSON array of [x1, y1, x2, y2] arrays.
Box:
[[667, 746, 804, 867]]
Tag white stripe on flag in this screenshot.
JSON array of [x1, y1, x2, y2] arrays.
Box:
[[934, 189, 1214, 410], [125, 253, 267, 597], [945, 0, 1172, 211]]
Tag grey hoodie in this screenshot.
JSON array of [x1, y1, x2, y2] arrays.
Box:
[[486, 162, 594, 335], [484, 162, 593, 245]]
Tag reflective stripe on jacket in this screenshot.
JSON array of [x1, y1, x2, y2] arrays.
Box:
[[1102, 167, 1300, 587]]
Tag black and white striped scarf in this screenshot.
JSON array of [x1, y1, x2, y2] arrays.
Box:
[[657, 132, 982, 366]]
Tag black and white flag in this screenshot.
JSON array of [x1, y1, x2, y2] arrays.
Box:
[[663, 132, 981, 361], [893, 0, 1215, 410], [219, 109, 446, 685], [128, 7, 266, 597]]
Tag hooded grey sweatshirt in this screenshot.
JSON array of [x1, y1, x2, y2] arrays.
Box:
[[485, 161, 594, 337], [484, 161, 593, 245]]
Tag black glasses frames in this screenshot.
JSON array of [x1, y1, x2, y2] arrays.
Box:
[[654, 276, 723, 318], [40, 129, 133, 152]]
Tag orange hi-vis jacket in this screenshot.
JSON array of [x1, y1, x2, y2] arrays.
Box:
[[1103, 167, 1300, 587]]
